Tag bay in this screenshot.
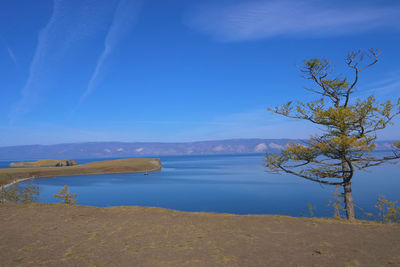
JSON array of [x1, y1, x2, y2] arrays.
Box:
[[8, 154, 400, 218]]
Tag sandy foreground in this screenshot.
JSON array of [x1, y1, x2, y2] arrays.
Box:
[[0, 203, 399, 267]]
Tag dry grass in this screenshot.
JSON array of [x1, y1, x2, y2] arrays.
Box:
[[0, 158, 161, 186], [0, 203, 399, 266], [10, 159, 77, 168]]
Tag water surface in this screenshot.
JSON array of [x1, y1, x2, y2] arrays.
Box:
[[10, 154, 400, 218]]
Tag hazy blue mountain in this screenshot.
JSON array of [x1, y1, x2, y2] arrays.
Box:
[[0, 139, 396, 160]]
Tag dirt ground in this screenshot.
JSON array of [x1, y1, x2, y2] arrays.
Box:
[[0, 203, 399, 267]]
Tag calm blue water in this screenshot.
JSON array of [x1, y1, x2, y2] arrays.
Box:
[[3, 154, 400, 218]]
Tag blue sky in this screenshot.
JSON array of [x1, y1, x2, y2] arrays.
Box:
[[0, 0, 399, 146]]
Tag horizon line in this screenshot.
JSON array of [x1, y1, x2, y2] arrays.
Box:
[[0, 138, 397, 148]]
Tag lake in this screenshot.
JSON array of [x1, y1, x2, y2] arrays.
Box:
[[7, 154, 400, 218]]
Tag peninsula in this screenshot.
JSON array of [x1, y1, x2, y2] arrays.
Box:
[[10, 159, 78, 168], [0, 158, 161, 186]]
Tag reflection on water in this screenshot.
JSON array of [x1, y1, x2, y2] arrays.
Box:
[[14, 154, 400, 218]]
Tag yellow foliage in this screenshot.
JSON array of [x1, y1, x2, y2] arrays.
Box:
[[375, 195, 400, 223], [54, 185, 77, 205], [266, 49, 400, 220], [327, 186, 345, 220]]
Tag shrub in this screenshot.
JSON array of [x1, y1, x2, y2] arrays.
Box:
[[327, 186, 345, 220], [375, 195, 400, 223], [53, 185, 77, 205], [0, 181, 39, 203]]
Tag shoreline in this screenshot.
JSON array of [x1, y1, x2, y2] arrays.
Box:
[[1, 177, 34, 189]]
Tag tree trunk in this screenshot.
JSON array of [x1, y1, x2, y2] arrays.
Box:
[[343, 182, 355, 220]]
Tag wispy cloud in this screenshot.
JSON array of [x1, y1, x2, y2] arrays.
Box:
[[9, 0, 60, 122], [10, 0, 116, 122], [6, 46, 17, 66], [1, 37, 18, 66], [71, 0, 140, 116], [169, 108, 319, 142], [173, 104, 399, 142], [187, 0, 400, 42], [0, 122, 119, 146], [369, 74, 400, 95], [356, 70, 400, 100]]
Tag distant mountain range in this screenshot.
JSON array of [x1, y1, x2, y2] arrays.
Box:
[[0, 139, 397, 161]]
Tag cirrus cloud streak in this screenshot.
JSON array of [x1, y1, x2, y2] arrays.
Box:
[[71, 0, 141, 116], [187, 0, 400, 42]]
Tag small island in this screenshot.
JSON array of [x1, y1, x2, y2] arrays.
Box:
[[0, 158, 161, 186]]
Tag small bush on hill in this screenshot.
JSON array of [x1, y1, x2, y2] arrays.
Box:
[[54, 185, 77, 205], [0, 181, 39, 203], [375, 195, 400, 223]]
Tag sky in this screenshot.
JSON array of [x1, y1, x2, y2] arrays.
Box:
[[0, 0, 399, 146]]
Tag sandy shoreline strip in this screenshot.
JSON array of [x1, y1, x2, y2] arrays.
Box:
[[1, 177, 34, 189]]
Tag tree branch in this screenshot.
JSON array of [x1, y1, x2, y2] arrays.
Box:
[[344, 48, 380, 107], [275, 163, 345, 186]]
